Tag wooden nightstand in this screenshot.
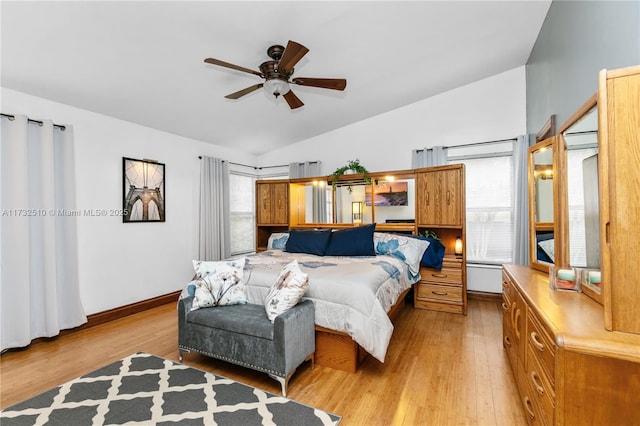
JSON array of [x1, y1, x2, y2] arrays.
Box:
[[414, 255, 465, 314]]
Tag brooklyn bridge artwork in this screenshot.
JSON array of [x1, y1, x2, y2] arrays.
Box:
[[123, 157, 165, 223]]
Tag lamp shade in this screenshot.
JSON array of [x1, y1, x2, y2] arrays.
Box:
[[455, 236, 463, 256], [264, 79, 290, 98]]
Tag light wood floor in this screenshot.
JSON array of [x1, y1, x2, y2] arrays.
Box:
[[1, 297, 526, 425]]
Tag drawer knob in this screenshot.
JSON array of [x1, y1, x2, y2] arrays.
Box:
[[530, 371, 544, 396], [432, 273, 447, 278], [523, 396, 536, 420], [531, 332, 545, 352], [504, 335, 512, 348], [432, 290, 448, 296], [514, 308, 522, 339]]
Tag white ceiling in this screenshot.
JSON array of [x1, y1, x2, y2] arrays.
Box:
[[1, 1, 551, 156]]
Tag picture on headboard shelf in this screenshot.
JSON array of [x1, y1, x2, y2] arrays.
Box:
[[366, 181, 408, 206], [123, 157, 166, 223]]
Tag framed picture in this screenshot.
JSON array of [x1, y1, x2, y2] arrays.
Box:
[[122, 157, 165, 223], [365, 181, 408, 206]]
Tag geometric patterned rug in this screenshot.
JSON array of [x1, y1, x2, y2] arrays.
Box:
[[0, 352, 341, 426]]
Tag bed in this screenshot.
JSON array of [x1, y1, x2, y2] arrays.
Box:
[[184, 225, 445, 372]]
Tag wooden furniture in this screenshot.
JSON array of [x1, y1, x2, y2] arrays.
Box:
[[414, 164, 467, 314], [414, 256, 464, 314], [598, 66, 640, 334], [557, 94, 599, 302], [255, 179, 289, 251], [502, 264, 640, 425], [528, 136, 566, 272], [315, 287, 410, 373], [254, 164, 468, 371]]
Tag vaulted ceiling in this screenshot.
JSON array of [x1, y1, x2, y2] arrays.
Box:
[[1, 1, 551, 156]]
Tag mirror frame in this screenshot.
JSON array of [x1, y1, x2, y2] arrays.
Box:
[[528, 136, 566, 272], [557, 93, 602, 305]]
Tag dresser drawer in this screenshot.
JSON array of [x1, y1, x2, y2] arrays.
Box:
[[420, 267, 462, 285], [527, 311, 556, 387], [526, 344, 555, 426], [416, 283, 462, 303]]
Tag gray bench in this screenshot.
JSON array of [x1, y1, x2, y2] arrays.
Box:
[[178, 297, 315, 396]]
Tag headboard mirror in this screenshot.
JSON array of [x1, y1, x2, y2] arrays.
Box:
[[558, 94, 601, 303], [528, 136, 562, 272]]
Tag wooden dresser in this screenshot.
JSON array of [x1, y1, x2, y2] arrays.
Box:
[[502, 264, 640, 425]]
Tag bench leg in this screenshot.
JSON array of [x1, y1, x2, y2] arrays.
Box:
[[178, 348, 190, 362], [269, 370, 295, 398]]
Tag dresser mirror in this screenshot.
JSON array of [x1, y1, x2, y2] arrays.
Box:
[[528, 136, 561, 272], [558, 95, 602, 303]]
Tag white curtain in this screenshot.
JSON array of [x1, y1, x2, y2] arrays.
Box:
[[198, 156, 230, 261], [411, 146, 448, 168], [1, 115, 86, 352], [512, 135, 530, 265]]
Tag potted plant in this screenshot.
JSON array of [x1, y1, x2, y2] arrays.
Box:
[[331, 159, 372, 190]]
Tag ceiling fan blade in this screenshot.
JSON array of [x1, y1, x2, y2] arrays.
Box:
[[204, 58, 263, 77], [292, 77, 347, 91], [224, 83, 264, 99], [277, 40, 309, 75], [283, 90, 304, 109]]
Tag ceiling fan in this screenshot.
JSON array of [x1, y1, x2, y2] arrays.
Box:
[[204, 40, 347, 110]]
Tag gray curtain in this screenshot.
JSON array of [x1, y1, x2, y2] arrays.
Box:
[[512, 135, 530, 265], [1, 115, 86, 351], [199, 156, 230, 261], [289, 161, 326, 223], [411, 146, 448, 168], [289, 161, 321, 178]]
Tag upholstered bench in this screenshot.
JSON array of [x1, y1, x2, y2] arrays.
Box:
[[178, 297, 315, 396]]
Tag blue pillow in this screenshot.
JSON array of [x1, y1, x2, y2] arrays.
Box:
[[408, 235, 446, 270], [285, 229, 332, 256], [325, 224, 376, 256]]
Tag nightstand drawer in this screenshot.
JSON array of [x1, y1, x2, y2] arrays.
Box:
[[420, 267, 462, 285], [416, 283, 462, 303]]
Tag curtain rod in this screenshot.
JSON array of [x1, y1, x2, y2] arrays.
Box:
[[197, 156, 287, 170], [1, 113, 66, 131], [415, 137, 517, 153]]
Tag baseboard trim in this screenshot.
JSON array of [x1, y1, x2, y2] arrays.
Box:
[[80, 290, 182, 330], [467, 290, 501, 302]]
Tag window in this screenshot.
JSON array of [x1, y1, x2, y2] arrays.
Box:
[[449, 141, 514, 264], [229, 173, 256, 255]]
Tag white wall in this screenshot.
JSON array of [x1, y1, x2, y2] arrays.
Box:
[[2, 88, 256, 314], [258, 66, 527, 174], [258, 66, 528, 293]]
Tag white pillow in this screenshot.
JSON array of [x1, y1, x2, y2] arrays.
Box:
[[191, 258, 247, 310], [264, 260, 309, 322]]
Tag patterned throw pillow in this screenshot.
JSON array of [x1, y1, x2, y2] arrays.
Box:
[[264, 260, 309, 322], [267, 232, 289, 250], [191, 258, 247, 310], [373, 233, 430, 277]]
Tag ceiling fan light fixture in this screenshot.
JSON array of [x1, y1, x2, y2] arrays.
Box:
[[263, 78, 290, 98]]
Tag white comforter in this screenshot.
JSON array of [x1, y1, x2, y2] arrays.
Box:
[[243, 250, 418, 362]]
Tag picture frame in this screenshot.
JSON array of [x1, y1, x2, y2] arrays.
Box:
[[365, 181, 408, 206], [122, 157, 166, 223]]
